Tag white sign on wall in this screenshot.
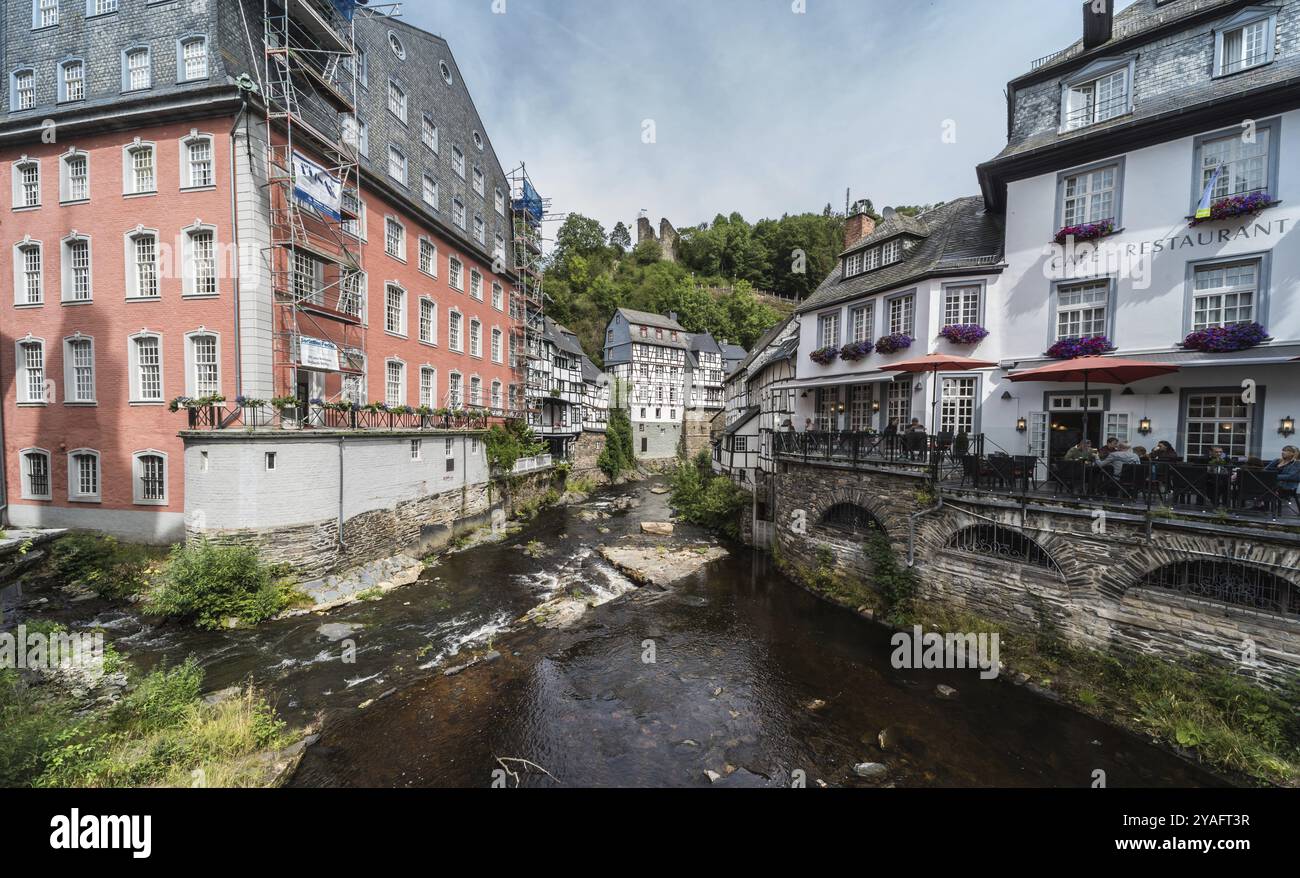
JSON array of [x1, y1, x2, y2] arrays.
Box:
[[299, 336, 340, 372], [292, 151, 342, 221]]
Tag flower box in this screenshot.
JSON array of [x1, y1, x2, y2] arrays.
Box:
[[1046, 335, 1114, 360], [809, 346, 840, 366], [875, 334, 914, 355], [838, 340, 873, 362], [1054, 220, 1116, 245], [938, 324, 988, 345], [1188, 192, 1276, 226], [1180, 322, 1269, 353]]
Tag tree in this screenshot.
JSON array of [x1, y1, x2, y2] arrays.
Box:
[[609, 221, 632, 252], [551, 214, 608, 272]]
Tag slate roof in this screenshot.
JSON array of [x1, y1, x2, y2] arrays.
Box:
[[797, 197, 1004, 315], [721, 343, 748, 368], [580, 355, 603, 383], [688, 332, 723, 355], [724, 406, 761, 436], [544, 318, 585, 358], [726, 314, 796, 381], [616, 308, 687, 332], [839, 212, 931, 257]]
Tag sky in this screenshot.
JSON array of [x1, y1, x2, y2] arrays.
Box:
[[397, 0, 1134, 240]]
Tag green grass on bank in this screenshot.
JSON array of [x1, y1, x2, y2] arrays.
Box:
[[1, 658, 293, 788]]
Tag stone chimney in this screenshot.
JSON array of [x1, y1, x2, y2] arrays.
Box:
[[1083, 0, 1113, 50], [843, 208, 877, 252], [668, 311, 679, 324]]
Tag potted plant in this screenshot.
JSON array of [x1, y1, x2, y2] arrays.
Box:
[[809, 345, 839, 366], [1053, 219, 1116, 245], [1181, 322, 1269, 353], [838, 340, 873, 362], [1046, 335, 1114, 360], [1189, 191, 1275, 226], [875, 333, 914, 355], [938, 324, 989, 345]]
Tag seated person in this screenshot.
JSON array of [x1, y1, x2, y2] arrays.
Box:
[[1205, 446, 1233, 466], [1097, 437, 1120, 460], [1149, 440, 1181, 463], [1131, 445, 1149, 462], [1063, 440, 1097, 462], [1096, 442, 1141, 478], [1266, 446, 1300, 504]]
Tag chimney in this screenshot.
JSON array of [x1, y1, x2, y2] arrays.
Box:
[[843, 204, 877, 251], [668, 311, 679, 324], [1083, 0, 1113, 51]]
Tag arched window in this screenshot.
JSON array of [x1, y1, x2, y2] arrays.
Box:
[[820, 502, 885, 535], [1138, 560, 1299, 618], [20, 448, 51, 500], [946, 524, 1061, 573], [133, 451, 168, 505]]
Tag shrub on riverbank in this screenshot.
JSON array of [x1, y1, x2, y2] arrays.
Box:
[[598, 408, 636, 480], [1, 657, 292, 788], [485, 420, 546, 474], [143, 542, 304, 630], [49, 534, 166, 600], [918, 605, 1300, 785], [865, 533, 917, 626], [669, 451, 747, 539]]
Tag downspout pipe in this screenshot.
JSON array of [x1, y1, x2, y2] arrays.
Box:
[[907, 493, 944, 568], [337, 436, 346, 549]]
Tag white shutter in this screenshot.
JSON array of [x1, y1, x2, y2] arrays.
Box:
[[1028, 412, 1049, 460], [1105, 412, 1130, 444]]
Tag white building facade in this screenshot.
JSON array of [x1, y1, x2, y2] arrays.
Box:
[[978, 0, 1300, 464]]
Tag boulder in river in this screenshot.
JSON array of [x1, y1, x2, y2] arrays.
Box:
[[935, 684, 959, 699], [641, 521, 674, 536], [853, 762, 888, 780], [599, 545, 729, 587]]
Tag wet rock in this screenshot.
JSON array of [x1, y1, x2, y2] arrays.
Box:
[[317, 622, 364, 642], [935, 684, 959, 699], [650, 486, 670, 495], [703, 770, 721, 784], [482, 650, 502, 664], [878, 727, 896, 750], [600, 546, 729, 587], [854, 762, 888, 780], [203, 686, 242, 706], [805, 698, 827, 711], [641, 521, 674, 536]]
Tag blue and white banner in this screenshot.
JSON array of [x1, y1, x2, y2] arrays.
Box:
[[1196, 162, 1224, 219], [292, 151, 343, 221], [299, 336, 341, 372]]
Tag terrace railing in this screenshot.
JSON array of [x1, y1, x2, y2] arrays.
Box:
[[773, 430, 986, 482], [183, 404, 502, 433]]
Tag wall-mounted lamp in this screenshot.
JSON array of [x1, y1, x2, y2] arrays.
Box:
[[800, 391, 808, 399], [837, 402, 846, 413], [914, 382, 924, 392], [872, 401, 881, 413], [1137, 417, 1152, 436], [1281, 416, 1296, 437], [1015, 417, 1027, 433]]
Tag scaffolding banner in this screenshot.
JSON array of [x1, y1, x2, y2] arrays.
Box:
[[299, 336, 341, 372], [332, 0, 359, 21], [292, 151, 343, 221]]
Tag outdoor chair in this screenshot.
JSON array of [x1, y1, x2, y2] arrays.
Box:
[[1237, 468, 1280, 516], [1167, 464, 1211, 507], [987, 454, 1018, 491]]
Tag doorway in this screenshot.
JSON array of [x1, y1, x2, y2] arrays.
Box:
[[1048, 412, 1102, 459]]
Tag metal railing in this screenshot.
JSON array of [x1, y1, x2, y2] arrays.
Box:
[[773, 430, 986, 481], [512, 454, 554, 474], [183, 404, 502, 432], [951, 455, 1299, 520]]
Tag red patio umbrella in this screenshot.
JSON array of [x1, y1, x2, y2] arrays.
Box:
[[885, 353, 998, 435], [1007, 355, 1181, 448]]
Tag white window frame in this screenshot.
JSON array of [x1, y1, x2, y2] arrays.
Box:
[[384, 216, 406, 261], [182, 222, 219, 297], [1060, 58, 1133, 132], [60, 232, 92, 303], [492, 282, 503, 311], [387, 78, 407, 123], [817, 311, 839, 349], [887, 293, 915, 336], [421, 114, 438, 152], [14, 238, 44, 305], [422, 174, 438, 209], [419, 297, 437, 345], [128, 331, 165, 403], [34, 0, 59, 28], [449, 256, 464, 291], [452, 146, 465, 178], [448, 372, 463, 408], [123, 139, 156, 195], [124, 226, 161, 299], [419, 238, 437, 276], [15, 336, 47, 404], [177, 36, 209, 83], [1191, 259, 1259, 331], [470, 268, 483, 301], [59, 148, 89, 203], [419, 366, 437, 407], [58, 59, 85, 103], [184, 329, 221, 397], [387, 144, 407, 185], [20, 448, 52, 501], [384, 282, 407, 337], [11, 68, 36, 112], [180, 130, 215, 189], [12, 156, 40, 208], [67, 449, 101, 503], [1214, 9, 1277, 78], [491, 327, 503, 364], [941, 284, 981, 327], [63, 334, 96, 404], [132, 450, 169, 505], [469, 318, 482, 358], [1054, 279, 1110, 341], [385, 358, 406, 407], [449, 309, 463, 353], [122, 45, 151, 92]]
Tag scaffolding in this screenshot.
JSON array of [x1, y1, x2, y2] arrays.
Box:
[[261, 0, 367, 405], [508, 164, 550, 420]]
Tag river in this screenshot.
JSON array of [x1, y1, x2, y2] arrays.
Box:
[[6, 478, 1225, 788]]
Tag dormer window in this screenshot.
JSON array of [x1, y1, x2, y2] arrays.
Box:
[[1061, 58, 1133, 132], [843, 237, 906, 278], [1214, 8, 1277, 77]]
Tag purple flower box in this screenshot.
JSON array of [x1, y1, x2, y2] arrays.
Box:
[[1189, 192, 1275, 226], [938, 323, 989, 345], [875, 334, 914, 355], [1181, 322, 1269, 353], [809, 345, 840, 366], [1054, 220, 1116, 245], [1046, 335, 1114, 360], [838, 340, 873, 362]]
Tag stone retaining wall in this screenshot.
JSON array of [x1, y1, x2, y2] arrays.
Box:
[[772, 460, 1300, 686]]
